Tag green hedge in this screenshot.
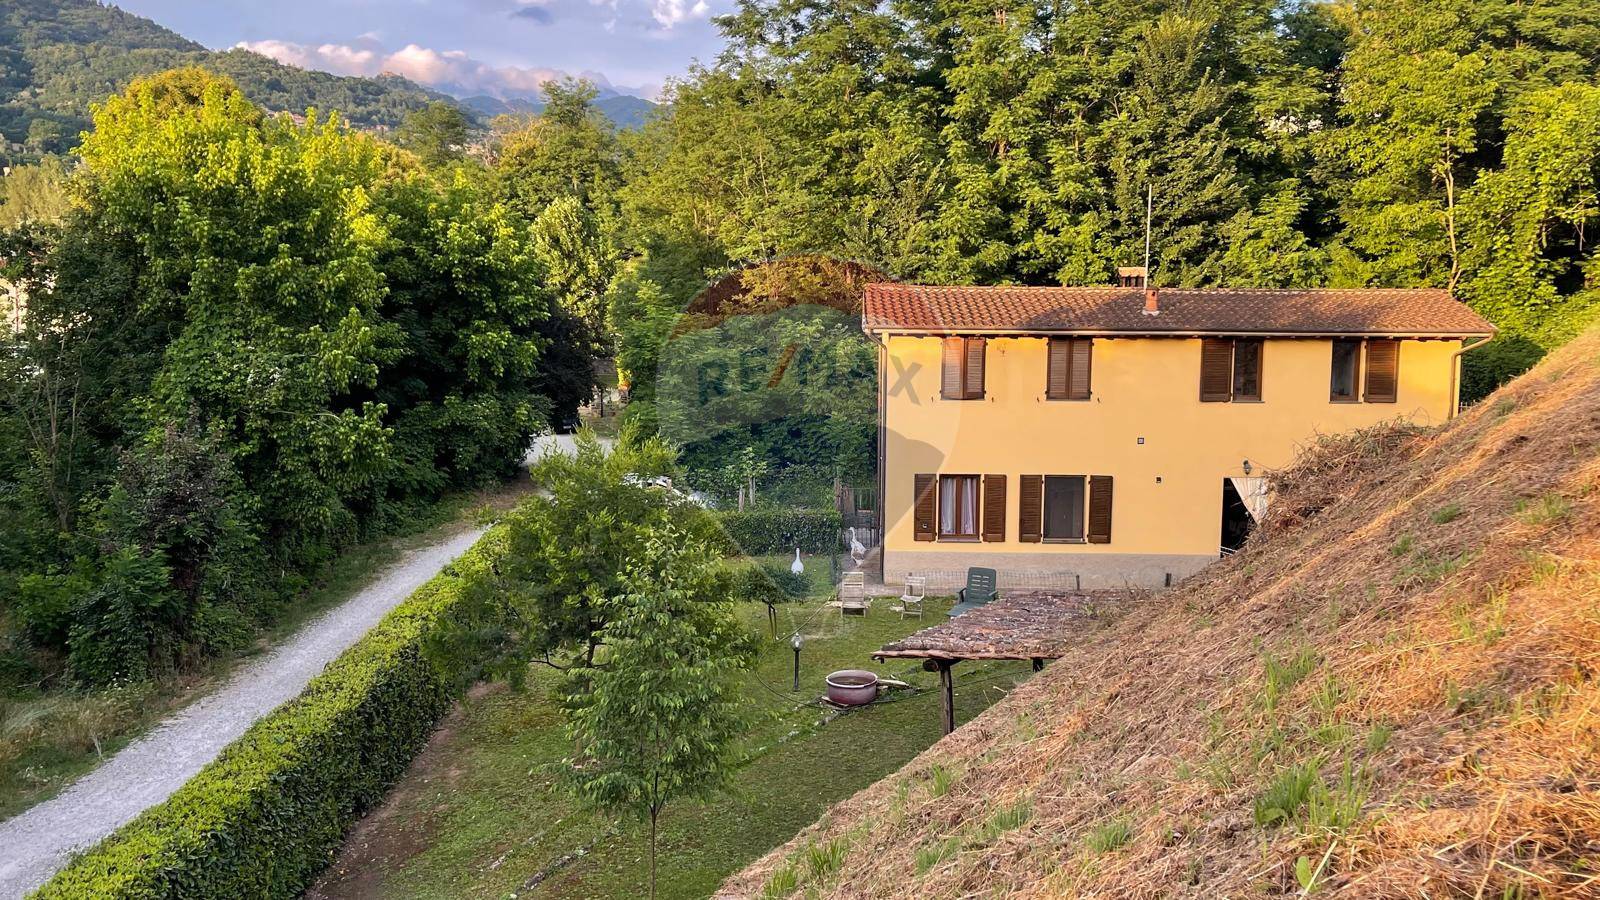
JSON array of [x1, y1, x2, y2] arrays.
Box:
[[32, 528, 506, 899], [716, 507, 841, 555]]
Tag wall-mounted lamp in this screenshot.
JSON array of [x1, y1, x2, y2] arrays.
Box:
[[1242, 459, 1253, 476]]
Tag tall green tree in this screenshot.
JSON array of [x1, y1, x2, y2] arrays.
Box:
[[494, 80, 626, 218], [72, 68, 395, 564], [393, 101, 472, 168], [564, 526, 752, 900], [454, 431, 697, 674], [371, 169, 553, 497], [0, 157, 71, 228]]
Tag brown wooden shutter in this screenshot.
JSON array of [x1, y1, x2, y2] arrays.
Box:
[[941, 338, 964, 400], [913, 474, 936, 541], [1069, 338, 1092, 400], [964, 337, 986, 399], [1364, 339, 1398, 403], [1200, 338, 1233, 402], [1018, 475, 1042, 543], [1048, 339, 1092, 400], [982, 474, 1006, 542], [1087, 475, 1113, 544], [1047, 339, 1070, 399]]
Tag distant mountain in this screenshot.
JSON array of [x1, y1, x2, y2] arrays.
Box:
[[0, 0, 656, 163], [460, 93, 659, 130], [0, 0, 456, 157]]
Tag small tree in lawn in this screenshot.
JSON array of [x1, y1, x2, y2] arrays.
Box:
[[564, 526, 752, 900]]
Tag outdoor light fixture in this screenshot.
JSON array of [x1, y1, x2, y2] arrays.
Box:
[[1242, 459, 1253, 475], [790, 632, 804, 692]]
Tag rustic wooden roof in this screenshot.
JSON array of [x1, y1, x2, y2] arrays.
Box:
[[875, 592, 1101, 661]]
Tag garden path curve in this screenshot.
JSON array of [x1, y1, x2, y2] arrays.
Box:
[[0, 526, 488, 898]]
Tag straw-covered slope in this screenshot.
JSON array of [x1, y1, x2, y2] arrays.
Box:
[[723, 329, 1600, 899]]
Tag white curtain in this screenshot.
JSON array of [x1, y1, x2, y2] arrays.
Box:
[[960, 477, 977, 535], [938, 476, 979, 535], [1229, 476, 1270, 524]]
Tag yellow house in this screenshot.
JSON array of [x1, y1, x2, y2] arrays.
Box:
[[867, 284, 1496, 589]]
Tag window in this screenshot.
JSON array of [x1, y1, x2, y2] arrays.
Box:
[[1020, 474, 1113, 544], [1232, 339, 1262, 401], [1200, 338, 1264, 402], [1047, 338, 1092, 400], [1043, 476, 1086, 541], [938, 474, 980, 540], [1329, 338, 1398, 403], [1364, 339, 1399, 403], [941, 337, 986, 400], [1330, 339, 1361, 402]]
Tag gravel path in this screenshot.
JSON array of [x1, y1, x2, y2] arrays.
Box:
[[523, 431, 613, 465], [0, 526, 488, 899]]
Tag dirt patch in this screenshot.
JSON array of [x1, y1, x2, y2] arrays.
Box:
[[306, 683, 507, 900]]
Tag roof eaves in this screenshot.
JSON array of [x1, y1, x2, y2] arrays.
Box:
[[862, 325, 1498, 339]]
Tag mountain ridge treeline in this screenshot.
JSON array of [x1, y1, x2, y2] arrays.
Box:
[[0, 0, 657, 157]]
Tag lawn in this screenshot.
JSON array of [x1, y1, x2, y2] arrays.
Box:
[[310, 583, 1037, 900]]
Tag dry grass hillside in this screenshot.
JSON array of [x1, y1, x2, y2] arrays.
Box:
[[721, 329, 1600, 899]]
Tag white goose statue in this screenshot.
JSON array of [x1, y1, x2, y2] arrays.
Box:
[[790, 547, 804, 575]]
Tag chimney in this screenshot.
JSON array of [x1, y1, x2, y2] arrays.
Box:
[[1143, 287, 1160, 316], [1116, 265, 1148, 288]]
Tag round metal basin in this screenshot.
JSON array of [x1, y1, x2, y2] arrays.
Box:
[[825, 669, 880, 706]]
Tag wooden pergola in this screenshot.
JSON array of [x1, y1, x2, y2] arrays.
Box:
[[874, 591, 1098, 734]]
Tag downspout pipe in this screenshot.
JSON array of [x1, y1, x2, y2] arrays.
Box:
[[873, 329, 889, 584], [1448, 336, 1494, 419]]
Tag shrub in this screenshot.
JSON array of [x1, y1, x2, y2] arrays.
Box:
[[803, 837, 849, 880], [32, 530, 500, 899], [1253, 761, 1319, 828], [723, 559, 807, 604], [717, 507, 841, 555], [1085, 817, 1133, 853], [914, 835, 961, 873]]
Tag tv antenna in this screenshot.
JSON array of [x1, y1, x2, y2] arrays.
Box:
[[1143, 184, 1153, 289]]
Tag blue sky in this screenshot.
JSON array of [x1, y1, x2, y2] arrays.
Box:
[[115, 0, 736, 99]]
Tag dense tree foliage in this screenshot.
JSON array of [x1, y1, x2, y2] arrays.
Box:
[[612, 0, 1600, 418], [0, 158, 71, 227], [0, 70, 582, 685], [392, 102, 473, 169], [445, 431, 726, 676]]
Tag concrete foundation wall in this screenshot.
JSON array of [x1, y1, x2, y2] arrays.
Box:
[[884, 549, 1216, 591]]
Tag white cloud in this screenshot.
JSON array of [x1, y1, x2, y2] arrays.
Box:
[[648, 0, 709, 29], [236, 38, 570, 99]]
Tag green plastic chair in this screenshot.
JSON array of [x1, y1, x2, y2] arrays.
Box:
[[948, 567, 998, 617]]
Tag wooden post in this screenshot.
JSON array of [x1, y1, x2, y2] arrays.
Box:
[[938, 660, 955, 735]]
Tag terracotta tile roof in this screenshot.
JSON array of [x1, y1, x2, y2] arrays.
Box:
[[864, 284, 1497, 337]]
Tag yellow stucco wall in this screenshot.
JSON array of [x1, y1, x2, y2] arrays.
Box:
[[881, 335, 1462, 574]]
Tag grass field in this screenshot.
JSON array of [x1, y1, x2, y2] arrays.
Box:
[[310, 586, 1037, 899]]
